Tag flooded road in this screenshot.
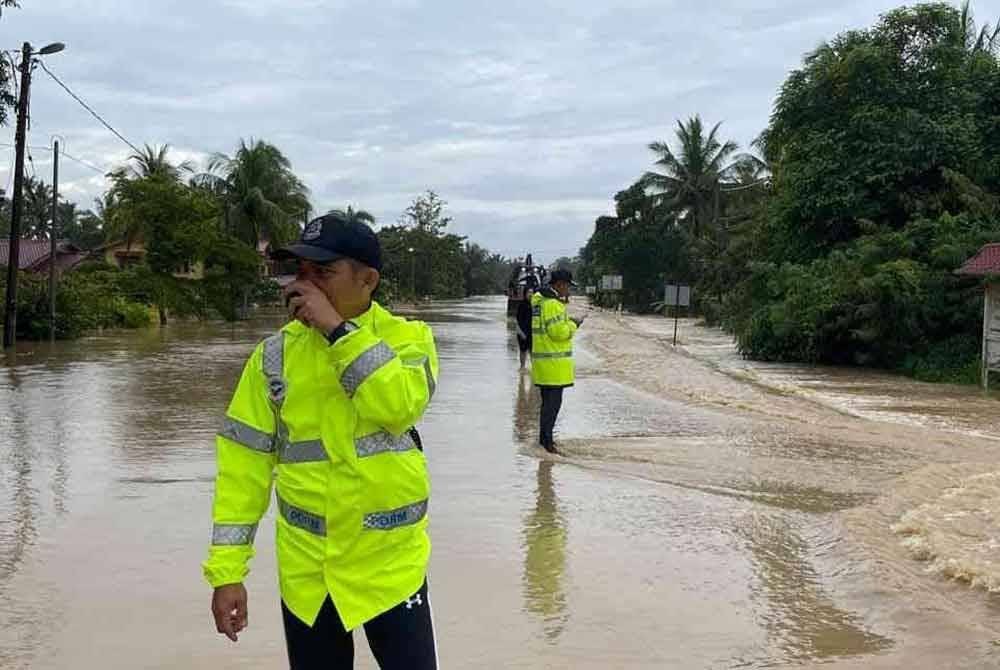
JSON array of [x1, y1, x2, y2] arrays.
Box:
[[2, 297, 1000, 668]]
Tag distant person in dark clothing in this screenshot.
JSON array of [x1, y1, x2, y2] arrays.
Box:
[[515, 286, 534, 370]]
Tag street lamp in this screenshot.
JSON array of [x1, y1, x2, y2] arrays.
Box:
[[407, 247, 416, 301], [3, 41, 65, 349], [38, 43, 65, 55]]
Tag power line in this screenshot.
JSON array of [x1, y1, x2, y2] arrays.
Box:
[[36, 60, 141, 155], [0, 141, 109, 174], [61, 150, 107, 174]]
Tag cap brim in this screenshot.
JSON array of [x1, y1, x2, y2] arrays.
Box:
[[270, 244, 344, 263]]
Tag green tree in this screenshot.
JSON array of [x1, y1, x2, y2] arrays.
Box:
[[1, 182, 105, 248], [0, 266, 152, 340], [635, 117, 762, 320], [379, 192, 466, 300], [642, 116, 739, 239], [379, 226, 466, 300], [732, 2, 1000, 379], [0, 1, 22, 125], [201, 232, 267, 321], [400, 190, 451, 235], [62, 206, 105, 250], [464, 243, 515, 296], [758, 3, 1000, 260], [124, 144, 193, 181], [197, 138, 310, 249], [20, 175, 52, 240], [327, 205, 375, 224], [959, 0, 1000, 55], [107, 152, 219, 324], [578, 181, 690, 312]]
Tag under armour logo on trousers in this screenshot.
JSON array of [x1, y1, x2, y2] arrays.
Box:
[[405, 594, 423, 609]]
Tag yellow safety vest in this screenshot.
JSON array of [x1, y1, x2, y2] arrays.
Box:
[[203, 301, 438, 630], [530, 289, 576, 387]]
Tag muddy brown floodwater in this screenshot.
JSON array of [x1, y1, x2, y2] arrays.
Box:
[[2, 296, 999, 668]]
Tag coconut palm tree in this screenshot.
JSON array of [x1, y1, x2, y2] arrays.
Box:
[[102, 145, 193, 250], [196, 139, 310, 248], [326, 205, 375, 225], [21, 175, 52, 239], [124, 144, 192, 181], [642, 116, 739, 238], [960, 1, 1000, 55]]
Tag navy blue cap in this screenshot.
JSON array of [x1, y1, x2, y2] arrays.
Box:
[[549, 269, 578, 286], [271, 213, 382, 271]]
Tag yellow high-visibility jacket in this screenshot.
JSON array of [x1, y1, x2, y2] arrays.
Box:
[[203, 301, 438, 630], [531, 289, 576, 387]]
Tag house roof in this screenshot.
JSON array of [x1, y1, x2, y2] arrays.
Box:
[[956, 243, 1000, 277], [0, 239, 81, 270], [90, 237, 140, 254]]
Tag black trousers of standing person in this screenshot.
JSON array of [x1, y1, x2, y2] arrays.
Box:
[[538, 385, 565, 448], [282, 580, 438, 670]]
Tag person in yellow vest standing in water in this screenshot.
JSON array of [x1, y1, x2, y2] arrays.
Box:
[[531, 269, 583, 454], [203, 212, 440, 669]]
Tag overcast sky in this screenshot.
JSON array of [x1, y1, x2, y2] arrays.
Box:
[[3, 1, 998, 263]]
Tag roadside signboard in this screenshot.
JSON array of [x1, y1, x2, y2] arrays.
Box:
[[986, 284, 1000, 385], [601, 275, 623, 291], [664, 284, 691, 307]]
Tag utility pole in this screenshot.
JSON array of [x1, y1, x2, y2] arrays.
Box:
[[3, 42, 33, 349], [49, 139, 59, 340], [673, 282, 681, 346]]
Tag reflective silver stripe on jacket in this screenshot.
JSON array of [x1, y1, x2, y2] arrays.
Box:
[[279, 440, 328, 464], [262, 333, 286, 405], [262, 332, 293, 459], [363, 499, 428, 530], [341, 341, 396, 396], [424, 357, 436, 398], [261, 333, 329, 464], [277, 494, 326, 536], [212, 523, 258, 546], [219, 417, 275, 453], [404, 354, 436, 400], [531, 306, 541, 316], [532, 351, 573, 359], [355, 431, 417, 458]]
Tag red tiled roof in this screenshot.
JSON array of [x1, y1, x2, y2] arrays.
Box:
[[0, 239, 81, 270], [956, 243, 1000, 277], [0, 239, 53, 269]]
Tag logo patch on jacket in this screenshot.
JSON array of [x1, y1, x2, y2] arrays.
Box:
[[268, 378, 286, 403]]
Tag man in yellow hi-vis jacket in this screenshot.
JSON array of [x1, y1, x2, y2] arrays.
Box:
[[204, 212, 440, 669], [531, 269, 583, 454]]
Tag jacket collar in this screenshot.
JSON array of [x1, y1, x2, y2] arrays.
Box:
[[283, 300, 389, 337]]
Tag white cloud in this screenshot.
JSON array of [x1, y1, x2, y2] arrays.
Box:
[[5, 0, 999, 256]]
